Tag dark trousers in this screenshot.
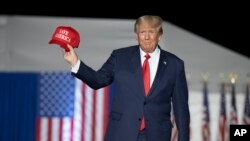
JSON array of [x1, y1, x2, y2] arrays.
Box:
[[137, 129, 147, 141]]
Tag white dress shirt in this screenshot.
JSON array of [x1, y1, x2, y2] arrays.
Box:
[[139, 46, 160, 87], [71, 59, 81, 73]]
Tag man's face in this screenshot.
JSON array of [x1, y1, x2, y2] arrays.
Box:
[[135, 22, 162, 53]]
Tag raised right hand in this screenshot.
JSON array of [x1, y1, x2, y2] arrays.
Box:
[[62, 44, 79, 67]]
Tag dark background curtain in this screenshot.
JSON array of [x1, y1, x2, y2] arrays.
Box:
[[0, 72, 38, 141]]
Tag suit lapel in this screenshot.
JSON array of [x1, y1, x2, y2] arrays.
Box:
[[147, 50, 168, 99], [131, 46, 146, 100]]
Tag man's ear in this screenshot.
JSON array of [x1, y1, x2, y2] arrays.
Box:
[[158, 34, 162, 41]]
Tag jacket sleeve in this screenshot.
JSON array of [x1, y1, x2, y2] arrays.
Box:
[[172, 60, 190, 141], [71, 50, 116, 90]]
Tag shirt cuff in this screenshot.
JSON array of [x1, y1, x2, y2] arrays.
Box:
[[71, 60, 80, 73]]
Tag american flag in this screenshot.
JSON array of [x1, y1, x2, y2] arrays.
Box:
[[242, 83, 250, 125], [35, 72, 109, 141], [230, 83, 238, 124], [201, 81, 210, 141], [218, 82, 228, 141]]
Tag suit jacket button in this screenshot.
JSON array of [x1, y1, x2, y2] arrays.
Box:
[[144, 101, 147, 105], [138, 118, 142, 121]]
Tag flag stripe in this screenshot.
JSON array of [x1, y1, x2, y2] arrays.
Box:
[[36, 118, 41, 141], [48, 119, 52, 141], [84, 86, 94, 141], [80, 83, 86, 141], [63, 117, 72, 141], [91, 90, 97, 141], [70, 119, 74, 141], [40, 118, 48, 141], [51, 118, 59, 141], [103, 87, 109, 139], [73, 79, 82, 141], [96, 89, 104, 141], [59, 119, 63, 141]]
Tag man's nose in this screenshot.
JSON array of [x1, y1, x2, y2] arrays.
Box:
[[145, 33, 150, 39]]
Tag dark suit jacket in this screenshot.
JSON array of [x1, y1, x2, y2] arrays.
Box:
[[72, 45, 190, 141]]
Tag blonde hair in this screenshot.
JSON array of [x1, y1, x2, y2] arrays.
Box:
[[134, 15, 163, 35]]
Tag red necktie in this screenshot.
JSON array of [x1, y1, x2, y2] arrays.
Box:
[[140, 53, 151, 130], [142, 53, 151, 96]]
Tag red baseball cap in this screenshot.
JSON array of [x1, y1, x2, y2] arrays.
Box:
[[49, 26, 80, 51]]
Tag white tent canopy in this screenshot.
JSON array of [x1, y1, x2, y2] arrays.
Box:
[[0, 15, 249, 92]]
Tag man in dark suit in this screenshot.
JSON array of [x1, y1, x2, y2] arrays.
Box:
[[62, 15, 190, 141]]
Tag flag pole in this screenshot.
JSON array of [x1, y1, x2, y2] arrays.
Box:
[[229, 72, 238, 124], [201, 71, 210, 141], [217, 73, 228, 141], [242, 73, 250, 125]]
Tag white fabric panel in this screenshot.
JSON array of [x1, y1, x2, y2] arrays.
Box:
[[0, 15, 249, 92], [5, 16, 137, 71], [0, 16, 9, 70]]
